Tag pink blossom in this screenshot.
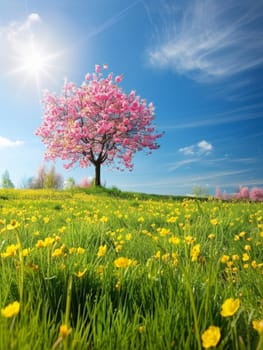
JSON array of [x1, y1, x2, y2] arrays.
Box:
[[95, 64, 101, 73], [115, 75, 122, 83], [85, 73, 91, 80], [103, 64, 108, 70]]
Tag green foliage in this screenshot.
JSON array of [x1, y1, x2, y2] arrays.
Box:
[[1, 170, 14, 189]]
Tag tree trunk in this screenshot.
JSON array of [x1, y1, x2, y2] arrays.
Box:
[[94, 163, 101, 187]]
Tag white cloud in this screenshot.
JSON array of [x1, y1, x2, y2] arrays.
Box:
[[198, 140, 213, 153], [179, 140, 213, 156], [0, 136, 24, 149], [148, 0, 263, 81]]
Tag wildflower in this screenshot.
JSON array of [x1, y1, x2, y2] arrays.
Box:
[[220, 255, 230, 264], [97, 245, 107, 257], [201, 326, 221, 349], [114, 257, 132, 268], [6, 220, 20, 230], [208, 233, 215, 240], [22, 248, 30, 257], [168, 236, 180, 245], [76, 247, 85, 254], [52, 248, 64, 258], [59, 324, 71, 338], [242, 253, 250, 262], [244, 245, 251, 251], [184, 235, 196, 244], [100, 216, 108, 223], [252, 320, 263, 334], [239, 231, 246, 237], [191, 244, 201, 262], [1, 301, 20, 318], [232, 254, 239, 261], [210, 219, 219, 226], [1, 244, 20, 258], [43, 216, 50, 224], [220, 298, 240, 317], [75, 269, 87, 278]]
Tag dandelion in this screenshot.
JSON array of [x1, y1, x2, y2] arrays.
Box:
[[242, 253, 250, 262], [244, 245, 251, 251], [252, 320, 263, 334], [6, 220, 20, 230], [191, 244, 201, 262], [114, 257, 132, 268], [76, 247, 85, 254], [210, 218, 219, 226], [1, 244, 20, 258], [208, 233, 215, 240], [168, 236, 180, 245], [1, 301, 20, 318], [220, 298, 240, 317], [220, 255, 230, 264], [184, 235, 196, 244], [201, 326, 221, 349], [97, 245, 107, 257], [59, 324, 71, 338]]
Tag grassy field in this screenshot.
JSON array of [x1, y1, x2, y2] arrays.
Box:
[[0, 188, 262, 349]]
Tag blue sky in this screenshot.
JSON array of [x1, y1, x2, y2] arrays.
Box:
[[0, 0, 262, 195]]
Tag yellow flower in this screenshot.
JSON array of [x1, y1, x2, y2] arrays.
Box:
[[97, 245, 107, 257], [184, 235, 196, 244], [114, 257, 132, 268], [208, 233, 215, 240], [210, 218, 219, 226], [22, 248, 30, 257], [52, 248, 64, 258], [1, 301, 20, 318], [168, 236, 180, 245], [201, 326, 221, 349], [191, 244, 201, 262], [1, 244, 20, 258], [75, 269, 87, 278], [59, 324, 71, 338], [252, 320, 263, 334], [220, 298, 240, 317], [242, 253, 250, 262], [220, 255, 230, 264], [6, 220, 20, 230], [100, 215, 108, 223], [76, 247, 85, 254]]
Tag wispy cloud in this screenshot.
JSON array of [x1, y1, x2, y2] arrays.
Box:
[[170, 140, 213, 170], [164, 102, 263, 130], [0, 136, 24, 149], [148, 0, 263, 81]]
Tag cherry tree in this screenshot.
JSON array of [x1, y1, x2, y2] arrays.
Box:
[[35, 64, 162, 186]]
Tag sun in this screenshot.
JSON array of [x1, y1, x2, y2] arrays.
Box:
[[21, 49, 48, 77], [10, 37, 60, 90]]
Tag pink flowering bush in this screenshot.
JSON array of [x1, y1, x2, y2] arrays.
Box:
[[215, 186, 263, 201], [35, 64, 162, 186]]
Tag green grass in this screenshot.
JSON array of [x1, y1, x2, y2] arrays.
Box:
[[0, 188, 262, 349]]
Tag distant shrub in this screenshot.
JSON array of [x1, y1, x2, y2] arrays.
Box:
[[215, 186, 263, 202]]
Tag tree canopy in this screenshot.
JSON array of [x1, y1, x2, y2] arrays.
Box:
[[35, 64, 162, 186]]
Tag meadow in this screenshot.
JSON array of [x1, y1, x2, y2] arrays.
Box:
[[0, 188, 262, 350]]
